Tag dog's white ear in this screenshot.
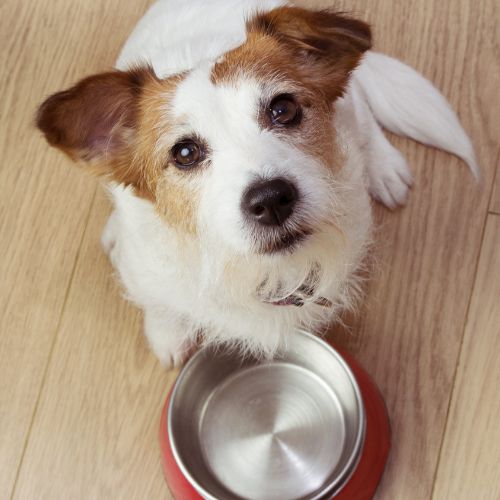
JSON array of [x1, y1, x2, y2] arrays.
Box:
[[36, 67, 158, 198], [248, 7, 372, 99]]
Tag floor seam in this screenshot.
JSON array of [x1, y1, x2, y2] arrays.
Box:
[[8, 186, 98, 500], [429, 169, 499, 498]]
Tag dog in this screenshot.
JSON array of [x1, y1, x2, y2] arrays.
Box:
[[36, 0, 479, 367]]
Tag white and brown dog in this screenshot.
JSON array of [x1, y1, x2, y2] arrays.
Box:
[[37, 0, 479, 367]]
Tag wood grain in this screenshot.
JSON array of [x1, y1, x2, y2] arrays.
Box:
[[432, 215, 500, 500], [0, 0, 153, 497], [13, 190, 176, 500], [1, 0, 498, 499]]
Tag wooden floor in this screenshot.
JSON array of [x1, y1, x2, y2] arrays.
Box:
[[1, 0, 499, 499]]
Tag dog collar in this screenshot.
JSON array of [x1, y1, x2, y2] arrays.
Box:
[[264, 295, 332, 308]]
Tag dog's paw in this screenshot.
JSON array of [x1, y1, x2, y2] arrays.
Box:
[[368, 149, 413, 209], [156, 350, 182, 370], [144, 310, 193, 370], [157, 347, 190, 370], [148, 331, 188, 370]]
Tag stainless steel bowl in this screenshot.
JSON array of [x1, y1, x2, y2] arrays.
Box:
[[167, 330, 365, 500]]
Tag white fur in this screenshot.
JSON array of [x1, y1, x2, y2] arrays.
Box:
[[103, 0, 478, 366]]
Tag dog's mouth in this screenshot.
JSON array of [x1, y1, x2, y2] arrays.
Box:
[[257, 227, 312, 255]]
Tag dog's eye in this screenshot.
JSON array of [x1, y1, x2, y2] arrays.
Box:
[[268, 94, 300, 126], [171, 140, 202, 169]]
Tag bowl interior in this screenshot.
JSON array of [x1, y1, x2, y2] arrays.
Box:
[[168, 331, 365, 500]]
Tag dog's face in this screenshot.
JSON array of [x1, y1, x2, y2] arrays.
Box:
[[37, 8, 371, 259]]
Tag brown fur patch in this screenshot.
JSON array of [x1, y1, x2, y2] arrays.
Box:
[[155, 173, 199, 234], [37, 68, 199, 232], [137, 76, 201, 233], [212, 36, 338, 167], [211, 7, 371, 170], [213, 7, 372, 101]]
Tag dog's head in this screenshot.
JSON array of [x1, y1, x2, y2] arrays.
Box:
[[37, 7, 370, 254]]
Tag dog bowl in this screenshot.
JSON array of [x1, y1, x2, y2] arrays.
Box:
[[160, 330, 391, 499]]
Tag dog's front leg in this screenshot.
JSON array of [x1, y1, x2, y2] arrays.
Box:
[[143, 308, 193, 368], [350, 81, 414, 209]]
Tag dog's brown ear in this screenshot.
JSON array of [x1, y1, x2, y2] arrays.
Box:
[[36, 67, 155, 162], [36, 67, 159, 198], [248, 7, 372, 99]]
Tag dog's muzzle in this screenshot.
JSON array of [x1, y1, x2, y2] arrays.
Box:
[[242, 177, 311, 254]]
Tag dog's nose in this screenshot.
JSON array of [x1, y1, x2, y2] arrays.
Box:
[[242, 178, 298, 226]]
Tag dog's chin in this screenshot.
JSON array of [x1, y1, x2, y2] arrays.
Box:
[[257, 228, 313, 255]]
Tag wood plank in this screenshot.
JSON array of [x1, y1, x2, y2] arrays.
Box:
[[13, 191, 176, 500], [0, 0, 153, 496], [432, 215, 500, 500]]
